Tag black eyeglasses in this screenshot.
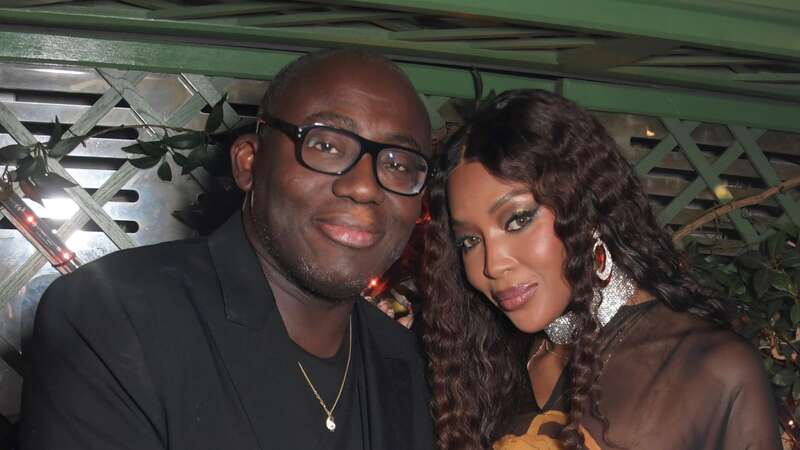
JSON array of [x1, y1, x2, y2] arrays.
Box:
[[257, 114, 432, 196]]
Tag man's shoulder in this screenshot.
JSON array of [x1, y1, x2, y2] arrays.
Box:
[[43, 237, 212, 310], [71, 237, 208, 281], [37, 237, 216, 335], [356, 299, 421, 355]]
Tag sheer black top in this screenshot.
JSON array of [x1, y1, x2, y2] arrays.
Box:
[[496, 301, 780, 450]]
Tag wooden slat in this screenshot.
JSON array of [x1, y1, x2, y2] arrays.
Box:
[[0, 102, 135, 249], [660, 118, 759, 243], [637, 55, 772, 67], [149, 2, 306, 20], [238, 10, 403, 27], [473, 37, 596, 50], [391, 27, 556, 41], [731, 125, 800, 226]]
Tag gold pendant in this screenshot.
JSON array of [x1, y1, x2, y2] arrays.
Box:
[[326, 415, 336, 432]]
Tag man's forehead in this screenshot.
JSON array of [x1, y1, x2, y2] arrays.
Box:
[[303, 111, 424, 152]]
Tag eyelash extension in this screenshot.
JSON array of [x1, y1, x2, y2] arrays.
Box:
[[454, 236, 476, 250], [505, 207, 539, 231]]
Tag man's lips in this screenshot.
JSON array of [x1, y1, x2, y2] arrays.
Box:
[[492, 283, 537, 312], [314, 217, 383, 249]]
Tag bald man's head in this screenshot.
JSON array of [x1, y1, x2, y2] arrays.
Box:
[[260, 49, 417, 118]]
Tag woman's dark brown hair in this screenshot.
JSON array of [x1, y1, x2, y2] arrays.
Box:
[[422, 90, 726, 449]]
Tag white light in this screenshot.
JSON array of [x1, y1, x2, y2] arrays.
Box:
[[24, 197, 79, 221], [31, 68, 86, 76]]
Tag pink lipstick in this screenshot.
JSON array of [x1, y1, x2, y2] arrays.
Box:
[[492, 283, 537, 312]]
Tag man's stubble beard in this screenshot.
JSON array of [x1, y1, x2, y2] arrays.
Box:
[[247, 198, 393, 302]]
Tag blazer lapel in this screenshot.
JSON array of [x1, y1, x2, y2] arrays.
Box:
[[356, 301, 414, 450], [195, 214, 293, 450]]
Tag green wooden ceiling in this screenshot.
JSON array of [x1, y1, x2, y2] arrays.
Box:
[[0, 0, 797, 101]]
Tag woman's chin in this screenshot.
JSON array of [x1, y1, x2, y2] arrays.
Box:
[[507, 315, 550, 335]]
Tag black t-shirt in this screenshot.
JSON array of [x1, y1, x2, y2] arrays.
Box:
[[291, 320, 365, 450]]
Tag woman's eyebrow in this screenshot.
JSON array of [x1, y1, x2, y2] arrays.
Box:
[[488, 189, 530, 215]]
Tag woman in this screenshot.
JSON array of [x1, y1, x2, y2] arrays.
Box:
[[422, 90, 779, 449]]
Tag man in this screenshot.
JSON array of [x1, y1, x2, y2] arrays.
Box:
[[20, 49, 435, 450]]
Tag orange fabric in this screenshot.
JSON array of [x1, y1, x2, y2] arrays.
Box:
[[492, 410, 601, 450]]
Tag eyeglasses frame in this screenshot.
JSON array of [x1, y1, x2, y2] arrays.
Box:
[[256, 114, 432, 196]]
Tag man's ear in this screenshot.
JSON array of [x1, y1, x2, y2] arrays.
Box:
[[231, 133, 258, 192]]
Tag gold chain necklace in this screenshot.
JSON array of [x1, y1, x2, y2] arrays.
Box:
[[526, 338, 570, 370], [297, 317, 352, 432]]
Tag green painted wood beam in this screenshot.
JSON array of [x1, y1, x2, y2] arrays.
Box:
[[559, 79, 800, 134], [3, 26, 794, 137], [0, 8, 798, 103], [636, 56, 771, 67], [321, 0, 800, 62], [557, 37, 680, 72], [609, 65, 800, 102], [0, 29, 553, 99], [472, 37, 596, 50], [633, 134, 680, 177], [148, 2, 309, 20], [237, 10, 404, 27], [118, 0, 176, 9], [0, 0, 70, 5], [390, 27, 546, 41], [732, 73, 800, 82]]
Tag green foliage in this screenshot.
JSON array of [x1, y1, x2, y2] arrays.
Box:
[[0, 95, 235, 202], [688, 224, 800, 432]]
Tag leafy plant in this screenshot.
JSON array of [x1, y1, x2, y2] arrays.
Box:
[[686, 225, 800, 445], [0, 95, 239, 205]]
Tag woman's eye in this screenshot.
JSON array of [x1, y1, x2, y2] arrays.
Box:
[[506, 210, 535, 232], [456, 235, 480, 251]]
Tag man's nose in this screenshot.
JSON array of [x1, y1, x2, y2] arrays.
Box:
[[332, 154, 385, 204]]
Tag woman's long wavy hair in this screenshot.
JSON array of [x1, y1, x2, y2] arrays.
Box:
[[422, 90, 727, 450]]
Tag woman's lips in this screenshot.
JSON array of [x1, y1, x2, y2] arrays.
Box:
[[493, 283, 537, 312], [316, 221, 381, 249]]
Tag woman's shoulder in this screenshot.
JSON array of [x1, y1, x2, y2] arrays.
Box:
[[646, 302, 765, 388]]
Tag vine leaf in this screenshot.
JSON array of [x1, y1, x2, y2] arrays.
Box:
[[49, 136, 85, 158], [172, 152, 188, 167], [791, 304, 800, 326], [157, 160, 173, 181], [139, 140, 166, 157], [129, 155, 161, 169], [34, 172, 75, 189], [28, 172, 76, 200], [771, 271, 793, 294], [47, 117, 64, 148], [15, 156, 46, 180], [166, 132, 205, 150], [754, 268, 771, 298], [19, 179, 44, 206], [205, 93, 227, 133], [471, 67, 483, 103], [0, 144, 31, 162], [737, 251, 769, 270], [773, 368, 796, 387], [182, 145, 208, 175], [121, 142, 146, 154]]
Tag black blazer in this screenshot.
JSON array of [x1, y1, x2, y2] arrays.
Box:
[[19, 215, 435, 450]]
